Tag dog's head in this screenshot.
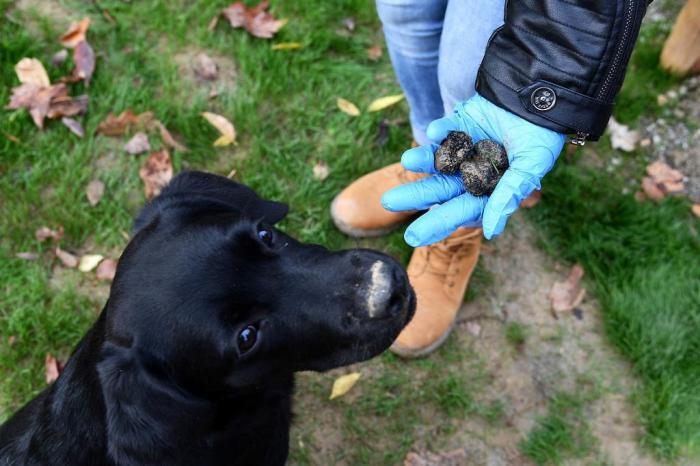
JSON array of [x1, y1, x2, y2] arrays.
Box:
[[101, 171, 414, 397]]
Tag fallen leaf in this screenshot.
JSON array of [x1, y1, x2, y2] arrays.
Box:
[[607, 116, 640, 152], [312, 161, 330, 181], [139, 149, 173, 199], [692, 204, 700, 218], [51, 49, 69, 66], [86, 179, 105, 206], [45, 354, 63, 384], [466, 321, 481, 337], [271, 42, 302, 50], [16, 252, 39, 260], [97, 110, 153, 136], [341, 17, 355, 31], [222, 1, 286, 39], [193, 53, 218, 81], [367, 93, 404, 112], [404, 449, 467, 466], [201, 112, 236, 146], [96, 258, 118, 281], [73, 40, 95, 85], [60, 17, 91, 48], [61, 117, 84, 137], [375, 119, 390, 147], [208, 14, 220, 31], [35, 226, 64, 242], [227, 168, 237, 179], [4, 132, 20, 143], [47, 94, 88, 119], [337, 98, 360, 116], [15, 58, 51, 86], [8, 336, 17, 346], [155, 121, 189, 152], [6, 82, 68, 128], [124, 131, 151, 155], [78, 254, 104, 272], [520, 190, 542, 208], [55, 247, 78, 268], [329, 372, 361, 400], [548, 264, 586, 313], [642, 160, 685, 200], [367, 45, 382, 61]]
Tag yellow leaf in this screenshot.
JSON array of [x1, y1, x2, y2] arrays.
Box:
[[78, 254, 104, 272], [329, 372, 361, 400], [272, 42, 302, 51], [367, 93, 404, 112], [201, 112, 236, 147], [15, 58, 50, 87], [336, 98, 360, 116]]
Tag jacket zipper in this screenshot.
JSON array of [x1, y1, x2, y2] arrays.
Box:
[[571, 0, 641, 145]]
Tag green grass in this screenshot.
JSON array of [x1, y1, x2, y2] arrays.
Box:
[[520, 392, 597, 465], [528, 158, 700, 459], [505, 322, 527, 348]]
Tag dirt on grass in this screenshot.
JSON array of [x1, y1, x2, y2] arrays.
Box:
[[289, 215, 661, 466], [172, 47, 238, 103]]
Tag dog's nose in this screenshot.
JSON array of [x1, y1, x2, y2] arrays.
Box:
[[365, 260, 408, 320]]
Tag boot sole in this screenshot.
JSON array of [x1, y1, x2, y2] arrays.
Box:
[[389, 321, 455, 359], [330, 196, 402, 238]]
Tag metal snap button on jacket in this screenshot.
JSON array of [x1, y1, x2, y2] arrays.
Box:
[[531, 87, 556, 111]]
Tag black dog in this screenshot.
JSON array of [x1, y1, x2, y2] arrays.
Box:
[[0, 171, 415, 466]]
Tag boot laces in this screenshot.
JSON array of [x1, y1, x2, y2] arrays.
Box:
[[414, 230, 481, 286]]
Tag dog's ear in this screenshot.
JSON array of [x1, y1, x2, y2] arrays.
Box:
[[133, 171, 288, 234], [97, 341, 212, 464]]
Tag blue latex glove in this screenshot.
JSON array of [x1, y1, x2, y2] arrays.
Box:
[[381, 93, 566, 246]]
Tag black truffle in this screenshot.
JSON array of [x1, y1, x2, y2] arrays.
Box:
[[434, 132, 509, 196], [434, 131, 473, 174]]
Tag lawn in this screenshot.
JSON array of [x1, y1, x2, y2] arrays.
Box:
[[1, 0, 699, 463]]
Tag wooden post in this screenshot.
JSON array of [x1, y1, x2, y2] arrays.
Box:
[[661, 0, 700, 76]]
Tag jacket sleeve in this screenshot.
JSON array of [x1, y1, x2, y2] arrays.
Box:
[[475, 0, 651, 143]]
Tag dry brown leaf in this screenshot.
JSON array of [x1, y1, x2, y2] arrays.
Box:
[[466, 321, 481, 337], [329, 372, 361, 400], [86, 179, 105, 206], [548, 264, 586, 313], [16, 252, 39, 260], [62, 117, 84, 137], [124, 132, 151, 155], [194, 53, 218, 81], [95, 258, 118, 281], [15, 58, 51, 87], [79, 254, 104, 272], [642, 160, 685, 201], [35, 226, 64, 242], [73, 40, 95, 85], [97, 110, 153, 136], [341, 17, 355, 32], [6, 83, 68, 128], [139, 149, 173, 199], [55, 247, 78, 268], [520, 190, 542, 208], [222, 1, 286, 39], [607, 116, 640, 152], [60, 17, 91, 48], [201, 112, 236, 146], [367, 45, 382, 61], [155, 121, 189, 152], [8, 336, 17, 346], [691, 204, 700, 218], [51, 49, 69, 67], [367, 94, 404, 112], [47, 94, 88, 119], [312, 161, 330, 181], [45, 354, 63, 384], [336, 98, 360, 116], [208, 14, 220, 31]]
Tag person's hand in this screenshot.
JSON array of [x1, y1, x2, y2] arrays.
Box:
[[381, 93, 566, 246]]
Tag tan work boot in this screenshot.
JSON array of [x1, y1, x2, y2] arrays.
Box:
[[391, 227, 482, 358], [331, 162, 427, 237]]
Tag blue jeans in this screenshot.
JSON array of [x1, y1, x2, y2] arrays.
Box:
[[376, 0, 505, 145]]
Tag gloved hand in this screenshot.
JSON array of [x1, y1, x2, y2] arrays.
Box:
[[381, 93, 566, 246]]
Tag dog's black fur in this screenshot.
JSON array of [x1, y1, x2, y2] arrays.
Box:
[[0, 172, 415, 466]]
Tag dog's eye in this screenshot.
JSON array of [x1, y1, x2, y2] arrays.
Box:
[[238, 326, 258, 353], [257, 225, 274, 247]]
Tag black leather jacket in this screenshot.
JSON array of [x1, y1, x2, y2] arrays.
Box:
[[476, 0, 652, 143]]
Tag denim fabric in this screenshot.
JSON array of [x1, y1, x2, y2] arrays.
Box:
[[376, 0, 505, 145]]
